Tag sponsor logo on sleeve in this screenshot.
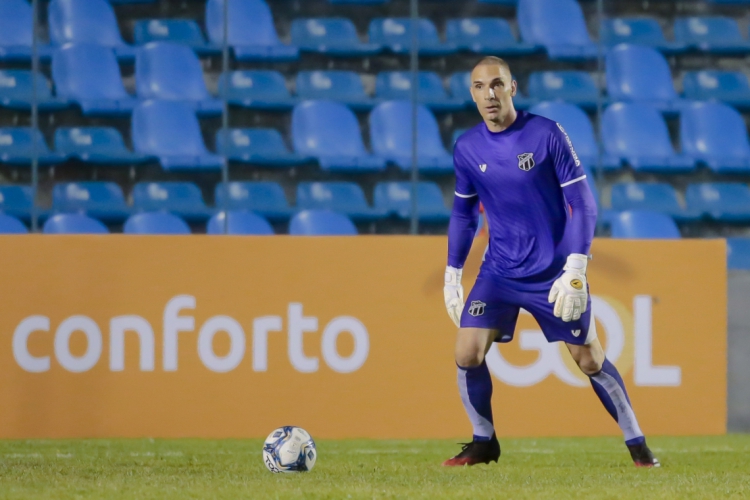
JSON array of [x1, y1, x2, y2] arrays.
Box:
[[556, 123, 581, 167]]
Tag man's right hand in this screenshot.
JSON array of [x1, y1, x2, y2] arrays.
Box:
[[444, 266, 464, 328]]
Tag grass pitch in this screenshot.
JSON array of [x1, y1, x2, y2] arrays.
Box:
[[0, 436, 748, 499]]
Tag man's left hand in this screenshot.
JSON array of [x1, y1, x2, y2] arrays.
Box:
[[548, 254, 589, 322]]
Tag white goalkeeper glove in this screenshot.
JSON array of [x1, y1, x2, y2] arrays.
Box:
[[444, 265, 464, 328], [548, 254, 589, 322]]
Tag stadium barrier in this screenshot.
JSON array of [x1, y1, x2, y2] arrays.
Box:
[[0, 236, 726, 439]]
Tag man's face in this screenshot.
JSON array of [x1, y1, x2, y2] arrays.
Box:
[[470, 63, 517, 123]]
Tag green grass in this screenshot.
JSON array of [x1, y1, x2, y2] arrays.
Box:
[[0, 436, 749, 499]]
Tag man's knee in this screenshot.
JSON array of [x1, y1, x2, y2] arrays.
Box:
[[454, 328, 494, 368], [577, 356, 603, 376], [455, 345, 485, 368]]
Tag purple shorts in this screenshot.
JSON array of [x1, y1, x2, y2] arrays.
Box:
[[459, 271, 594, 345]]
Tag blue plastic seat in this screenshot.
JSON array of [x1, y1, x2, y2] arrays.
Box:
[[449, 71, 533, 110], [297, 182, 386, 222], [369, 101, 453, 174], [606, 45, 685, 114], [55, 127, 151, 165], [452, 128, 469, 147], [375, 72, 464, 112], [445, 18, 541, 56], [0, 70, 69, 112], [0, 185, 35, 221], [686, 183, 750, 222], [369, 18, 457, 56], [291, 18, 381, 56], [216, 128, 310, 166], [289, 210, 357, 236], [600, 17, 687, 55], [727, 238, 750, 270], [52, 44, 137, 116], [214, 181, 294, 221], [124, 212, 191, 234], [134, 20, 219, 56], [0, 213, 28, 233], [610, 182, 700, 222], [217, 71, 296, 111], [680, 101, 750, 173], [132, 100, 224, 172], [517, 0, 598, 61], [529, 102, 620, 171], [601, 103, 695, 174], [292, 100, 386, 173], [136, 43, 222, 116], [527, 71, 601, 111], [207, 211, 274, 235], [48, 0, 135, 60], [374, 182, 451, 222], [0, 0, 52, 62], [683, 71, 750, 110], [52, 182, 130, 222], [205, 0, 298, 62], [132, 182, 212, 222], [0, 128, 67, 166], [43, 213, 109, 234], [674, 17, 750, 55], [610, 210, 681, 239], [295, 71, 375, 112]]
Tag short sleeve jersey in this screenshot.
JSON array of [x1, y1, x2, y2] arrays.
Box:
[[453, 111, 587, 281]]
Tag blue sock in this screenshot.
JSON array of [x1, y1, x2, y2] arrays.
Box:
[[589, 358, 645, 446], [457, 361, 495, 441]]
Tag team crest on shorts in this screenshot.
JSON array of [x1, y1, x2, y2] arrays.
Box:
[[517, 153, 535, 171], [468, 300, 486, 317]]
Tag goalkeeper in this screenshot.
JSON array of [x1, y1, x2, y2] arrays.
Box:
[[443, 56, 658, 468]]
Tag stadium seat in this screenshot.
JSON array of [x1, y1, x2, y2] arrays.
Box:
[[680, 101, 750, 173], [218, 71, 296, 111], [674, 17, 750, 55], [214, 181, 295, 221], [445, 18, 541, 56], [291, 18, 381, 56], [136, 43, 222, 116], [207, 210, 274, 235], [43, 213, 109, 234], [47, 0, 135, 60], [52, 182, 130, 222], [52, 43, 138, 116], [375, 72, 464, 112], [292, 101, 386, 173], [132, 182, 213, 222], [374, 182, 451, 222], [529, 102, 620, 171], [685, 183, 750, 222], [610, 182, 700, 222], [289, 210, 358, 236], [0, 128, 67, 166], [600, 17, 687, 55], [449, 71, 533, 110], [216, 128, 310, 166], [601, 103, 695, 173], [124, 212, 191, 234], [610, 210, 681, 239], [295, 71, 375, 112], [369, 18, 457, 56], [131, 100, 224, 172], [205, 0, 299, 62], [683, 71, 750, 110], [527, 71, 601, 111], [55, 127, 151, 165], [369, 101, 453, 174], [134, 20, 219, 56], [0, 0, 52, 62], [517, 0, 598, 61], [0, 184, 34, 221], [605, 45, 685, 114], [296, 182, 386, 222], [0, 213, 28, 234], [727, 238, 750, 270], [0, 70, 69, 112]]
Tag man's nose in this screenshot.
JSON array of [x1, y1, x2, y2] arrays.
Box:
[[486, 87, 496, 100]]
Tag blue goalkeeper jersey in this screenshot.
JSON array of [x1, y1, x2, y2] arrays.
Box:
[[453, 110, 588, 282]]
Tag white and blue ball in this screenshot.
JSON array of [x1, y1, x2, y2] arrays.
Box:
[[262, 426, 317, 473]]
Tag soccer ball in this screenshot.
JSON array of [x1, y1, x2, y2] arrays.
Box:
[[262, 426, 317, 473]]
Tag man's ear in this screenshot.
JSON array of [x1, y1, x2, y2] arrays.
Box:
[[511, 80, 518, 97]]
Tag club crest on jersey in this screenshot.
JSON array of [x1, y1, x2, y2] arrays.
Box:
[[517, 153, 535, 171], [468, 300, 486, 317], [479, 163, 487, 172]]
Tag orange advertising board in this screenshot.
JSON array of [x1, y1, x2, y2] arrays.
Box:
[[0, 236, 726, 439]]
